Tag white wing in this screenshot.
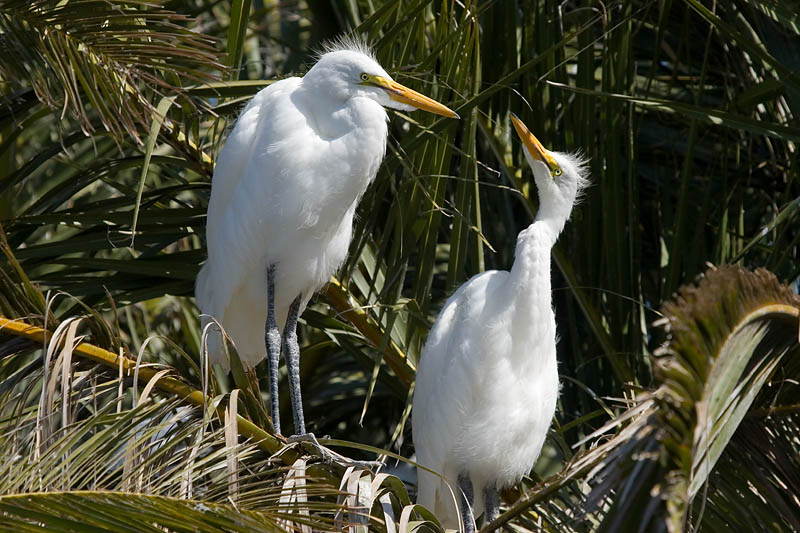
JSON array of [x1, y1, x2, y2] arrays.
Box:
[[412, 269, 510, 527], [205, 77, 302, 258], [196, 77, 306, 367]]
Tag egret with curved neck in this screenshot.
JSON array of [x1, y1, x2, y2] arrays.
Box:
[[196, 39, 459, 441], [412, 113, 589, 531]]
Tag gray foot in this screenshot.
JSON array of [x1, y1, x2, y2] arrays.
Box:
[[458, 471, 476, 533], [287, 433, 383, 470], [266, 264, 282, 435]]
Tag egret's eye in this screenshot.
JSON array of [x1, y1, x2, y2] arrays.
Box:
[[360, 73, 370, 82], [552, 168, 563, 177]]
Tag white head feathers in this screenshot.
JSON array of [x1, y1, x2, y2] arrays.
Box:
[[316, 34, 377, 63]]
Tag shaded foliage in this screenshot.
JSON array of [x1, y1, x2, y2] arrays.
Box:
[[0, 0, 798, 531]]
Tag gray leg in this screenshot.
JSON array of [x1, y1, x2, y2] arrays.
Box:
[[281, 294, 382, 470], [458, 471, 475, 533], [266, 265, 282, 435], [484, 483, 499, 529], [282, 294, 305, 434]]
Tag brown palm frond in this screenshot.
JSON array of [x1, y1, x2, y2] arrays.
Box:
[[580, 266, 800, 532]]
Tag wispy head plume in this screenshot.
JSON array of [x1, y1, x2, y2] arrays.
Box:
[[316, 34, 377, 62]]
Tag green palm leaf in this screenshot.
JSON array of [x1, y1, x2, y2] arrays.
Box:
[[0, 492, 285, 532], [0, 0, 223, 143], [585, 266, 800, 532]]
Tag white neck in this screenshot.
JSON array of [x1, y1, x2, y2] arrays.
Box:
[[507, 176, 573, 293], [508, 220, 556, 297], [536, 193, 574, 237], [501, 218, 558, 373]]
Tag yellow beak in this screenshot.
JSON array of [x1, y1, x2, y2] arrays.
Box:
[[510, 113, 560, 174], [374, 76, 459, 119]]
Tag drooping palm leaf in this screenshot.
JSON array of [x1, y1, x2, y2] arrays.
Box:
[[0, 0, 224, 144], [0, 308, 440, 532], [583, 266, 800, 532]]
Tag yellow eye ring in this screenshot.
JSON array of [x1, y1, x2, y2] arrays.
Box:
[[360, 73, 369, 82], [553, 168, 563, 177]]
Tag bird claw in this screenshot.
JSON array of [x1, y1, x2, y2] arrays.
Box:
[[287, 432, 383, 470]]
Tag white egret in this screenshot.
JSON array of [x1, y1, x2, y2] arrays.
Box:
[[412, 114, 589, 531], [196, 38, 459, 439]]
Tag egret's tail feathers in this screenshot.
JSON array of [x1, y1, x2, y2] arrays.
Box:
[[416, 468, 460, 530], [199, 315, 229, 372], [195, 262, 215, 315], [196, 263, 230, 372], [415, 468, 436, 517]]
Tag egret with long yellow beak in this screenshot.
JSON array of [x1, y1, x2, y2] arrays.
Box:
[[196, 39, 458, 440], [412, 114, 588, 531]]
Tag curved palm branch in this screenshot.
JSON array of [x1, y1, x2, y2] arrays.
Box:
[[583, 266, 800, 532]]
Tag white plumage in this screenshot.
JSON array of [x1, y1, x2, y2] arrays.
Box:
[[196, 39, 458, 436], [412, 114, 589, 530]]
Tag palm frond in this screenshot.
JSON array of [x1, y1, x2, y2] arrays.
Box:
[[0, 0, 224, 143], [0, 492, 288, 533], [583, 266, 800, 532], [0, 247, 439, 531]]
